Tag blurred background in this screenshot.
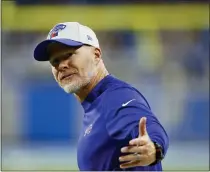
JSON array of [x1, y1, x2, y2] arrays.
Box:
[[2, 0, 209, 171]]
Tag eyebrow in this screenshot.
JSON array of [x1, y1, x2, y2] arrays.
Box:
[[50, 49, 75, 60]]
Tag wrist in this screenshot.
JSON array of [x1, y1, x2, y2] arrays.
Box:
[[149, 142, 164, 166]]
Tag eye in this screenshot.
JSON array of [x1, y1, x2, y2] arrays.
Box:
[[50, 58, 60, 67], [50, 53, 73, 67], [64, 53, 73, 60]]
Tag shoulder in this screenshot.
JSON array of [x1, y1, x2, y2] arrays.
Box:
[[102, 82, 151, 110]]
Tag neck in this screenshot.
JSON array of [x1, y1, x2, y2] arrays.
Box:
[[74, 67, 109, 102]]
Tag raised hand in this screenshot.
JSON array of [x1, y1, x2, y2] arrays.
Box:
[[119, 117, 156, 169]]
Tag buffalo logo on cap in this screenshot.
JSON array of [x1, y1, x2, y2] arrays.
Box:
[[49, 24, 66, 39]]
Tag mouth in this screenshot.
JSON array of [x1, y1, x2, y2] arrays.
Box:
[[60, 73, 76, 81]]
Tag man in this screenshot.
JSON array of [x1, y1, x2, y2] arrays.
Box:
[[33, 22, 169, 171]]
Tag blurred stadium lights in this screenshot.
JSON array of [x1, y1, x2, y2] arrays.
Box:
[[2, 1, 209, 31]]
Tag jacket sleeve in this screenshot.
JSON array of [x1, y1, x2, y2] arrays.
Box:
[[129, 104, 169, 157], [104, 88, 169, 156]]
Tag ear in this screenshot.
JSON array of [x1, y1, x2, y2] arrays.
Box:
[[94, 48, 102, 64]]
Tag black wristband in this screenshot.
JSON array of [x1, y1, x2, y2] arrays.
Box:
[[149, 142, 164, 166]]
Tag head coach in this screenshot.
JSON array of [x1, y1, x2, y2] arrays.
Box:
[[33, 22, 169, 171]]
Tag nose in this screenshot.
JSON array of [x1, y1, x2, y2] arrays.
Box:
[[58, 58, 69, 71]]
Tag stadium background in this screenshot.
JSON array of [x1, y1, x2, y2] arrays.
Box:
[[2, 0, 209, 171]]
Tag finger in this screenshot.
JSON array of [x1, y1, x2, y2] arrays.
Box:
[[121, 145, 148, 154], [119, 153, 144, 162], [139, 117, 148, 137], [120, 160, 142, 169], [121, 146, 139, 153], [129, 138, 147, 146]]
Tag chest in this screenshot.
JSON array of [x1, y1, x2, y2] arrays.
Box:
[[77, 108, 118, 170], [78, 109, 110, 154]]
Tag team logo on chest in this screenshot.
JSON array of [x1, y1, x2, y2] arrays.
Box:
[[84, 124, 93, 136]]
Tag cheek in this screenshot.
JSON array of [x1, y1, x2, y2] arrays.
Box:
[[80, 58, 95, 76]]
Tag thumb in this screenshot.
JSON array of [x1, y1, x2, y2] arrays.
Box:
[[139, 117, 148, 137]]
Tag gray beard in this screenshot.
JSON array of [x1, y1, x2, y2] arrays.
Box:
[[60, 76, 92, 94]]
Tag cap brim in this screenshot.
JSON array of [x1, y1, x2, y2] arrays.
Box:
[[34, 39, 83, 61]]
